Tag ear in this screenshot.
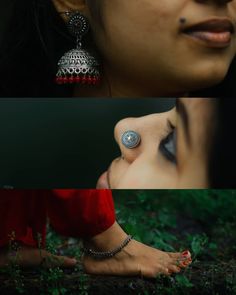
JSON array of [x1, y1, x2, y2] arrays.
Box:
[[52, 0, 88, 16]]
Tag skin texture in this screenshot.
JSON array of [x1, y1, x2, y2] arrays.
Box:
[[97, 98, 217, 189], [52, 0, 236, 97]]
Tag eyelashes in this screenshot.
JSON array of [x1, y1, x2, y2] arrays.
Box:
[[159, 125, 177, 164]]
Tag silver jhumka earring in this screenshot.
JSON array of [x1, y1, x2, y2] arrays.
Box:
[[55, 11, 100, 85]]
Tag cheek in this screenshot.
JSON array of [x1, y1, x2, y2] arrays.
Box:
[[116, 163, 160, 189], [100, 1, 184, 44], [113, 155, 178, 189], [93, 0, 188, 82], [177, 135, 209, 187], [178, 160, 209, 188]]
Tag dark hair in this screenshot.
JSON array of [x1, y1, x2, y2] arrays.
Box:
[[0, 0, 236, 97], [0, 0, 74, 97], [209, 98, 236, 188], [87, 0, 101, 21]]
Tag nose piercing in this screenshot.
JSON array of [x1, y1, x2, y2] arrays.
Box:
[[121, 131, 141, 149]]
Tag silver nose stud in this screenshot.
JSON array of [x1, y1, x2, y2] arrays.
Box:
[[121, 130, 141, 149]]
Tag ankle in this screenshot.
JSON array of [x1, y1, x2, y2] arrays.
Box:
[[84, 222, 128, 252]]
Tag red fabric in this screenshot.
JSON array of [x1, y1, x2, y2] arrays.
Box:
[[0, 189, 115, 247]]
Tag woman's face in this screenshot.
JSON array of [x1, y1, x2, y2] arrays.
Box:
[[88, 0, 236, 96], [96, 98, 217, 189]]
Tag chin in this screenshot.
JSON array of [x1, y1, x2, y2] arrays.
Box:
[[182, 61, 231, 91]]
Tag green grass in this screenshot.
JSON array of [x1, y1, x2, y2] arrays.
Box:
[[112, 190, 236, 294], [113, 190, 236, 258]]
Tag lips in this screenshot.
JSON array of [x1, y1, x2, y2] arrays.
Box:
[[182, 19, 235, 48]]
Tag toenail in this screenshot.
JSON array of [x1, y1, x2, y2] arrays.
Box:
[[182, 261, 189, 266], [181, 250, 190, 257]]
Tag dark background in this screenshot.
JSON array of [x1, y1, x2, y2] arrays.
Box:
[[0, 98, 175, 188]]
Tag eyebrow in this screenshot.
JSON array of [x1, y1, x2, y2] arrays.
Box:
[[176, 99, 191, 145]]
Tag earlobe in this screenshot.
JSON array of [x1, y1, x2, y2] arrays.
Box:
[[52, 0, 88, 15]]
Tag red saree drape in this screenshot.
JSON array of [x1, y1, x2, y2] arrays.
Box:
[[0, 189, 115, 247]]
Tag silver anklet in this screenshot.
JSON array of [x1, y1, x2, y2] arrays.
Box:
[[83, 235, 133, 259]]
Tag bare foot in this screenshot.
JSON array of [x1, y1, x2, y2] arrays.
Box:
[[0, 222, 192, 278], [0, 245, 77, 268], [83, 222, 192, 278]]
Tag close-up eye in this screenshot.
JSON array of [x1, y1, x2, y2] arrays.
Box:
[[159, 129, 177, 164]]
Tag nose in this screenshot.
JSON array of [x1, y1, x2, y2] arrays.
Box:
[[114, 117, 143, 163], [114, 112, 174, 163]]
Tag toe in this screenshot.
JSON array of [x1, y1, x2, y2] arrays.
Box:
[[160, 266, 172, 276], [179, 258, 192, 268], [58, 256, 77, 268], [167, 252, 181, 259], [167, 264, 181, 274], [168, 251, 192, 267]]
